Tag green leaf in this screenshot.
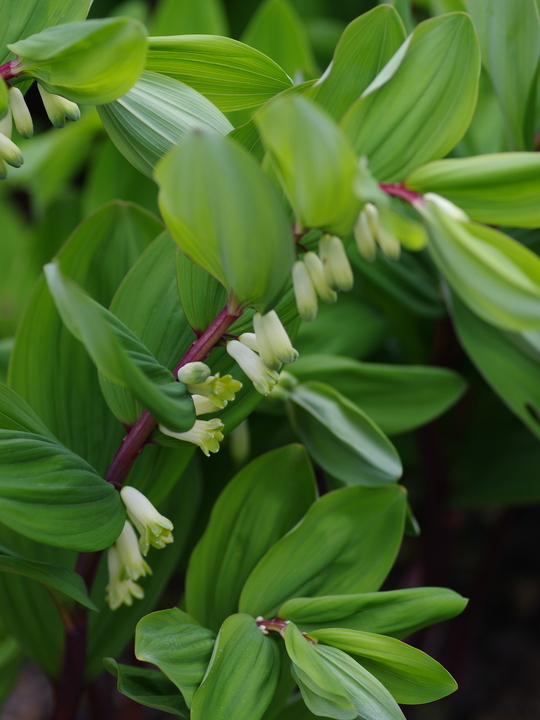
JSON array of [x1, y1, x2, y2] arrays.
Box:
[[308, 6, 406, 120], [186, 445, 317, 631], [155, 130, 294, 312], [0, 542, 96, 610], [279, 587, 468, 638], [466, 0, 540, 150], [98, 71, 233, 178], [104, 659, 189, 717], [44, 262, 195, 433], [256, 96, 361, 235], [239, 484, 407, 618], [176, 248, 228, 334], [0, 383, 56, 438], [136, 608, 216, 707], [288, 356, 466, 435], [146, 35, 292, 111], [0, 430, 125, 550], [151, 0, 228, 36], [341, 13, 481, 181], [9, 18, 148, 104], [289, 382, 402, 486], [425, 206, 540, 332], [406, 153, 540, 228], [191, 614, 280, 720], [310, 628, 457, 704], [242, 0, 317, 80], [0, 78, 8, 119]]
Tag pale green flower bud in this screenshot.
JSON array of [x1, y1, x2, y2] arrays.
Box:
[[354, 211, 377, 262], [318, 235, 354, 292], [0, 131, 23, 167], [226, 340, 280, 395], [424, 192, 469, 222], [38, 85, 80, 128], [303, 252, 337, 304], [159, 418, 225, 456], [186, 373, 242, 410], [253, 311, 298, 369], [8, 87, 33, 138], [177, 361, 211, 385], [115, 521, 152, 580], [120, 486, 174, 556], [105, 545, 144, 611], [292, 260, 318, 322], [238, 332, 259, 352]]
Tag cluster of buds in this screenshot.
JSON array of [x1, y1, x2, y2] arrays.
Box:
[[226, 310, 298, 395], [354, 203, 401, 262], [0, 82, 79, 179], [292, 234, 354, 322]]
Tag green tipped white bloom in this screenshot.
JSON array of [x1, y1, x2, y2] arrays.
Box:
[[120, 486, 174, 556], [177, 362, 211, 385], [192, 394, 220, 415], [253, 311, 298, 369], [186, 373, 242, 410], [159, 418, 225, 456], [8, 87, 32, 138], [292, 260, 318, 322], [354, 210, 377, 261], [319, 235, 354, 292], [115, 521, 152, 580], [239, 332, 259, 352], [38, 85, 80, 128], [0, 131, 23, 168], [424, 192, 470, 222], [377, 224, 401, 260], [303, 252, 338, 304], [105, 545, 144, 611], [227, 340, 280, 395]]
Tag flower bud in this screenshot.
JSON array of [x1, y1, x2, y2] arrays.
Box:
[[177, 362, 211, 385], [38, 85, 80, 128], [238, 332, 259, 352], [114, 521, 152, 580], [120, 486, 174, 556], [253, 311, 298, 369], [186, 373, 242, 410], [424, 192, 469, 222], [354, 211, 377, 261], [8, 87, 33, 138], [0, 132, 23, 167], [303, 252, 337, 304], [292, 260, 318, 321], [159, 418, 225, 456], [226, 340, 280, 395], [318, 235, 354, 292], [105, 545, 144, 611], [363, 203, 380, 236]]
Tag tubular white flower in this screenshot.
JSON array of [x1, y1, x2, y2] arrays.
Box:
[[115, 521, 152, 580], [226, 340, 280, 395], [354, 211, 377, 261], [177, 362, 211, 385], [239, 332, 259, 352], [319, 235, 354, 292], [253, 311, 298, 369], [8, 87, 33, 138], [159, 418, 225, 456], [292, 260, 318, 322], [376, 224, 401, 261], [38, 85, 80, 128], [192, 394, 220, 415], [0, 131, 23, 168], [424, 192, 470, 222], [105, 545, 144, 611], [120, 486, 174, 556], [303, 252, 337, 304], [186, 373, 242, 409]]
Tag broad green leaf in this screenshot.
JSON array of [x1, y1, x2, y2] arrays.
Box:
[[0, 0, 93, 64], [44, 263, 195, 433], [0, 542, 96, 610], [288, 356, 466, 435], [176, 248, 228, 334], [146, 35, 292, 111], [269, 696, 328, 720], [467, 0, 540, 149], [151, 0, 228, 36], [308, 6, 406, 120], [9, 18, 147, 104], [289, 382, 402, 486], [191, 614, 280, 720], [104, 659, 188, 717], [256, 96, 360, 235], [242, 0, 317, 80], [155, 130, 294, 312], [378, 0, 415, 33], [425, 205, 540, 331], [239, 484, 407, 617], [186, 445, 317, 631], [311, 628, 457, 704], [0, 431, 125, 550], [341, 13, 481, 181], [98, 71, 233, 178], [279, 587, 467, 637], [0, 383, 56, 438], [406, 153, 540, 228], [136, 608, 215, 707]]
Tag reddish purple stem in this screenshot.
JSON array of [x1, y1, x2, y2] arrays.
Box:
[[379, 182, 424, 205]]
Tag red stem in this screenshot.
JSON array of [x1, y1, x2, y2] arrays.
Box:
[[379, 182, 424, 205], [0, 61, 19, 81]]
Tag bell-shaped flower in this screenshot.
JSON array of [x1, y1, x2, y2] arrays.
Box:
[[186, 373, 242, 410], [253, 311, 298, 370], [105, 545, 145, 611], [227, 340, 280, 395], [192, 394, 220, 416], [318, 235, 354, 292], [38, 85, 80, 128], [114, 521, 152, 580], [8, 87, 32, 138], [424, 192, 469, 222], [120, 486, 174, 556], [303, 252, 338, 304], [292, 261, 318, 322], [354, 210, 377, 261], [159, 418, 225, 457], [177, 362, 211, 385]]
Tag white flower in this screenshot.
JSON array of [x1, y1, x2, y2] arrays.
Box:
[[253, 311, 298, 369], [186, 373, 242, 410], [424, 192, 470, 222], [238, 332, 259, 352], [8, 87, 32, 138], [159, 418, 225, 456], [38, 85, 80, 128], [0, 130, 23, 167], [192, 394, 220, 415], [105, 545, 145, 611], [354, 210, 377, 261], [115, 521, 152, 580], [120, 486, 174, 556], [226, 340, 280, 395], [318, 235, 354, 292], [177, 362, 211, 385], [303, 252, 338, 304], [292, 261, 318, 322]]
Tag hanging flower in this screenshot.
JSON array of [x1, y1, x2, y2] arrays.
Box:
[[120, 486, 174, 556]]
